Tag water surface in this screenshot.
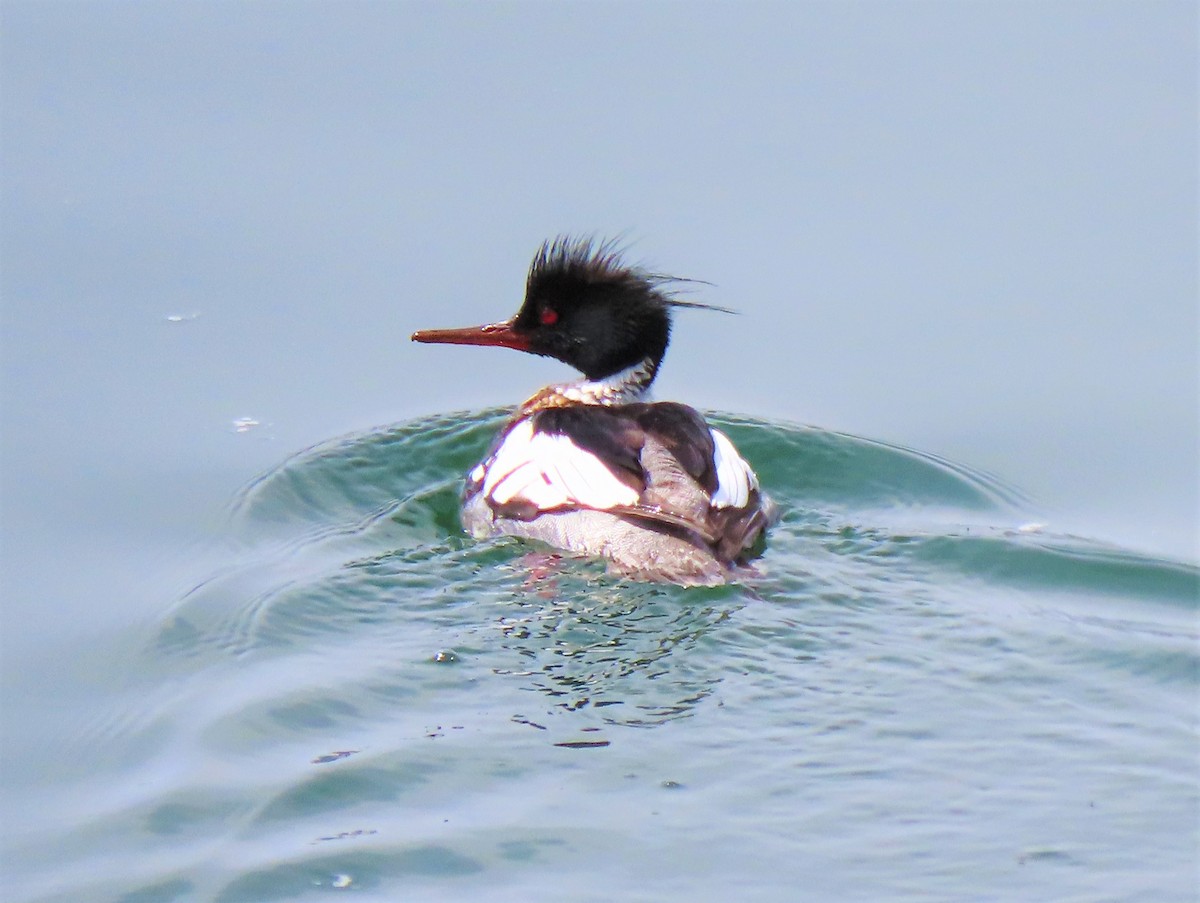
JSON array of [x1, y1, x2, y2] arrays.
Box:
[[9, 411, 1195, 902]]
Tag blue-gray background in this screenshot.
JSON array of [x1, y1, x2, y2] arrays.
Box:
[[1, 0, 1196, 875]]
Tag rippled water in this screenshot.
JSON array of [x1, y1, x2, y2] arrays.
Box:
[[13, 411, 1197, 902]]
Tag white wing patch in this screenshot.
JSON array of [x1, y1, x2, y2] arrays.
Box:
[[709, 428, 758, 509], [481, 418, 640, 511]]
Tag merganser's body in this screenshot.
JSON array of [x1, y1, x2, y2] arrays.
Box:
[[412, 237, 775, 585]]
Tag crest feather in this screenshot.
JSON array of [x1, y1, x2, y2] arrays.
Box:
[[527, 235, 736, 315]]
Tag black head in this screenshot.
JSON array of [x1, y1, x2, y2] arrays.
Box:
[[412, 236, 727, 382], [511, 237, 678, 379]]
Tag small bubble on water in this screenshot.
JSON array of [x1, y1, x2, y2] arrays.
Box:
[[231, 417, 261, 433], [331, 873, 353, 889], [661, 780, 684, 790], [433, 649, 459, 663]]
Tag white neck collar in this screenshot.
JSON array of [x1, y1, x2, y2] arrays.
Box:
[[552, 358, 657, 405]]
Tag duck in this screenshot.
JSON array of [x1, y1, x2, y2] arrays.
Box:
[[411, 236, 776, 585]]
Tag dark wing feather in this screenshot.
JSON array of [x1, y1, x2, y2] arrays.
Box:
[[608, 503, 719, 546], [532, 406, 647, 491], [628, 402, 718, 493], [710, 489, 776, 563]]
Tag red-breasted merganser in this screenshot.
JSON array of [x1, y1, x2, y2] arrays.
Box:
[[411, 237, 776, 585]]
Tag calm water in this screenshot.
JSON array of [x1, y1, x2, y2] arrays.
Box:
[[7, 410, 1195, 902], [4, 4, 1196, 901]]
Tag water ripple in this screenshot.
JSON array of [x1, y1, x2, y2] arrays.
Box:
[[25, 410, 1196, 903]]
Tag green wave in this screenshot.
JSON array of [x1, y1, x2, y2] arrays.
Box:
[[55, 410, 1197, 903], [158, 409, 1195, 669]]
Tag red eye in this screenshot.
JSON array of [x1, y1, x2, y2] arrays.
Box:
[[539, 308, 559, 325]]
